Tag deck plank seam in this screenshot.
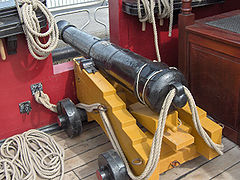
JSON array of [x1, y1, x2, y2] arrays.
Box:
[[53, 143, 111, 180], [65, 159, 100, 178], [65, 138, 110, 161], [64, 132, 105, 150], [73, 170, 82, 180], [209, 160, 240, 180], [175, 145, 237, 180], [50, 122, 98, 137], [65, 142, 111, 172], [82, 171, 96, 179]]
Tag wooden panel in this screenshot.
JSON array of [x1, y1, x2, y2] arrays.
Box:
[[188, 34, 240, 58], [189, 43, 240, 130], [186, 10, 240, 48], [179, 9, 240, 144]]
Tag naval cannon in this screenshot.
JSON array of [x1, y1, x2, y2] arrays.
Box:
[[57, 20, 188, 113], [56, 20, 223, 180]]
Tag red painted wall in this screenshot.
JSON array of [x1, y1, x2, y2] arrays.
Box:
[[0, 35, 76, 139], [109, 0, 240, 67]]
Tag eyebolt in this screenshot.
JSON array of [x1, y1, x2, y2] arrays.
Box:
[[132, 158, 143, 165], [97, 105, 107, 112]]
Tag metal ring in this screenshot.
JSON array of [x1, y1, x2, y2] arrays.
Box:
[[169, 67, 177, 70], [132, 158, 143, 166], [177, 118, 182, 128], [97, 105, 107, 112]]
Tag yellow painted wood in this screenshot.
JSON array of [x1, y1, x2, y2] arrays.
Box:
[[178, 120, 192, 133], [144, 132, 199, 180], [73, 60, 223, 179], [74, 63, 150, 175], [130, 102, 195, 151], [160, 137, 237, 180], [163, 128, 194, 151], [178, 104, 223, 159], [129, 102, 178, 133]]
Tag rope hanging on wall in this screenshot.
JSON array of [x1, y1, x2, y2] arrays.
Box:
[[137, 0, 174, 62], [137, 0, 201, 62], [0, 129, 64, 180], [15, 0, 59, 60]]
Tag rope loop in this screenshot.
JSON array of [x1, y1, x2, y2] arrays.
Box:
[[0, 130, 64, 180], [15, 0, 59, 60]]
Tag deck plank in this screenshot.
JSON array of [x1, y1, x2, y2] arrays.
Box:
[[73, 160, 98, 179], [52, 121, 98, 142], [64, 142, 112, 172], [52, 171, 79, 180], [212, 161, 240, 180], [50, 123, 239, 180], [57, 126, 103, 149], [83, 174, 97, 180], [160, 137, 237, 179], [180, 146, 240, 179], [64, 133, 109, 160]]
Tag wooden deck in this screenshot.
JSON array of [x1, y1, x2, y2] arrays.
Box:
[[50, 121, 240, 180]]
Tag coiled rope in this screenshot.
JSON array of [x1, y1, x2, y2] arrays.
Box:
[[137, 0, 203, 62], [15, 0, 59, 60], [77, 85, 223, 180], [137, 0, 174, 62], [0, 129, 64, 180]]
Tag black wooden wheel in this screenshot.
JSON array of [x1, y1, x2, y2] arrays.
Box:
[[96, 149, 129, 180], [57, 98, 86, 138]]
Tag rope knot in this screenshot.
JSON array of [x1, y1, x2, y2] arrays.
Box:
[[31, 0, 38, 10], [20, 0, 38, 10]]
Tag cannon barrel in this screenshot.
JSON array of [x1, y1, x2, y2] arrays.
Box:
[[57, 20, 187, 113]]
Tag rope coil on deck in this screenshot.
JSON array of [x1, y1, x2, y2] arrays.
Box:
[[77, 86, 223, 180], [15, 0, 59, 60], [0, 129, 64, 180]]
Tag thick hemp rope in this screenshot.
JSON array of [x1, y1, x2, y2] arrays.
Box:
[[34, 91, 57, 113], [0, 129, 64, 180], [15, 0, 59, 60], [76, 86, 223, 179], [137, 0, 174, 62], [137, 0, 201, 62]]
